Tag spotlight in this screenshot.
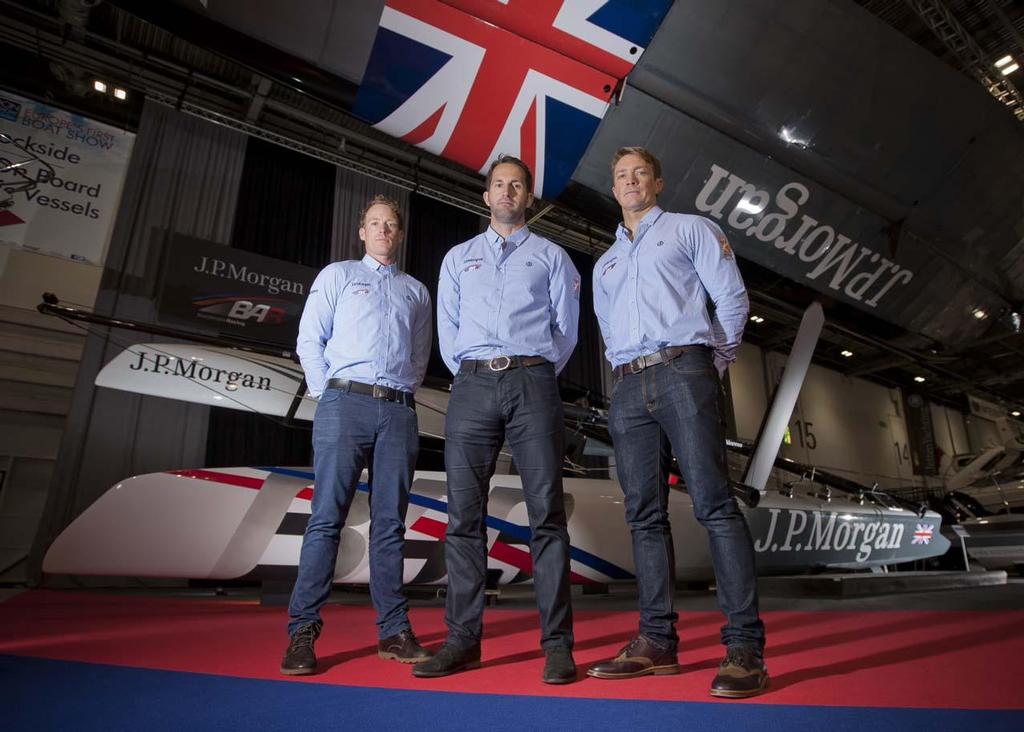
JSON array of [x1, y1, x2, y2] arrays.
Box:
[[973, 308, 987, 320], [113, 88, 127, 101], [840, 350, 853, 358], [749, 315, 765, 324], [1013, 410, 1021, 417], [914, 376, 926, 383], [93, 80, 107, 93]]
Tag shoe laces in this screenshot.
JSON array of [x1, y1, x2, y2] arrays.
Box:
[[623, 636, 645, 654], [723, 646, 759, 669], [290, 623, 320, 649]]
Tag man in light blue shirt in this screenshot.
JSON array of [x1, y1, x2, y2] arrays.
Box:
[[586, 148, 767, 698], [282, 195, 433, 675], [412, 156, 580, 685]]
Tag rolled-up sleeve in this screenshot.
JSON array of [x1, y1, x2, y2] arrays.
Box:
[[296, 265, 340, 398], [410, 283, 433, 391], [687, 218, 748, 375], [436, 249, 461, 376], [548, 249, 580, 374]]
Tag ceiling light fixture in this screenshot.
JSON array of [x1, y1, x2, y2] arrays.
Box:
[[113, 88, 127, 100], [1013, 410, 1021, 417], [995, 54, 1013, 68], [914, 376, 926, 383], [93, 80, 106, 93], [973, 308, 987, 319], [749, 315, 765, 324], [840, 350, 853, 358], [1002, 63, 1020, 76]]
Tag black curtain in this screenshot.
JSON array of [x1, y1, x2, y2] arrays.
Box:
[[230, 138, 335, 267], [206, 138, 336, 468], [405, 192, 486, 382], [559, 248, 604, 406]]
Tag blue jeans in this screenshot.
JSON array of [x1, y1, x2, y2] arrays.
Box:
[[443, 362, 574, 650], [608, 348, 765, 651], [287, 388, 418, 639]]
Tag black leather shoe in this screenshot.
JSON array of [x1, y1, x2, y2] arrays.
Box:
[[378, 630, 432, 663], [542, 647, 576, 684], [709, 645, 769, 698], [411, 643, 481, 678], [586, 635, 680, 679], [280, 622, 321, 676]]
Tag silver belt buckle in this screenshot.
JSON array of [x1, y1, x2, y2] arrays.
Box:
[[489, 355, 512, 371], [372, 384, 388, 399], [629, 355, 645, 375]]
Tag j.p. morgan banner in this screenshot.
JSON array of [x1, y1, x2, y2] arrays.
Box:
[[157, 233, 317, 346], [0, 90, 134, 264]]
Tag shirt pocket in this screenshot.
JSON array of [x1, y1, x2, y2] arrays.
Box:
[[505, 259, 547, 297], [336, 281, 378, 326], [458, 261, 495, 307]]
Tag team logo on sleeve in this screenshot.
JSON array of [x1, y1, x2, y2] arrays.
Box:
[[717, 233, 735, 260], [572, 275, 581, 298]]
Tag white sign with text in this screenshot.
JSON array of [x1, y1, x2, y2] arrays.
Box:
[[0, 89, 135, 264]]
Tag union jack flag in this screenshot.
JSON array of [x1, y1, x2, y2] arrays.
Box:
[[911, 523, 934, 545], [354, 0, 671, 200]]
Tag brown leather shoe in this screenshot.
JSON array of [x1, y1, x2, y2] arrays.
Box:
[[586, 635, 680, 679], [709, 645, 769, 698], [280, 622, 321, 676], [378, 629, 432, 663]]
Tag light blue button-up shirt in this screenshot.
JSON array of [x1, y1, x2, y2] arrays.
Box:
[[437, 226, 580, 375], [593, 206, 748, 375], [296, 254, 432, 397]]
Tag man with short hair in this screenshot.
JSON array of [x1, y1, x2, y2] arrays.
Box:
[[412, 155, 580, 684], [586, 147, 768, 698], [281, 194, 433, 675]]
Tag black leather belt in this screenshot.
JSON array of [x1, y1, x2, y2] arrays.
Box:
[[458, 355, 549, 373], [612, 345, 708, 381], [325, 378, 415, 408]]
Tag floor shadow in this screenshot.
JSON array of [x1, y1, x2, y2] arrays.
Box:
[[762, 611, 969, 662], [769, 616, 1021, 692]]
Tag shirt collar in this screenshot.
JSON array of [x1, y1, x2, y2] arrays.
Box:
[[361, 253, 397, 276], [616, 205, 664, 243], [484, 224, 531, 249]]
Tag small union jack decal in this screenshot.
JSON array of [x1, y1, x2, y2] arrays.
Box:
[[911, 523, 934, 545]]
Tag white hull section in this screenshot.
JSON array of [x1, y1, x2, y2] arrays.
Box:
[[44, 467, 950, 584]]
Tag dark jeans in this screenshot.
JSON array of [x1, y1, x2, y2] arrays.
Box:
[[443, 362, 573, 650], [608, 348, 765, 652], [287, 388, 418, 639]]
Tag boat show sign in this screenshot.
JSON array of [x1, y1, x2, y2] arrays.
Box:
[[156, 233, 317, 347], [0, 90, 135, 265]]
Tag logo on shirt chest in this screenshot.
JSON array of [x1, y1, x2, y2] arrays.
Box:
[[601, 258, 619, 278]]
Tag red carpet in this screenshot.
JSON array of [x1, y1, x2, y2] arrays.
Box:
[[0, 590, 1020, 709]]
